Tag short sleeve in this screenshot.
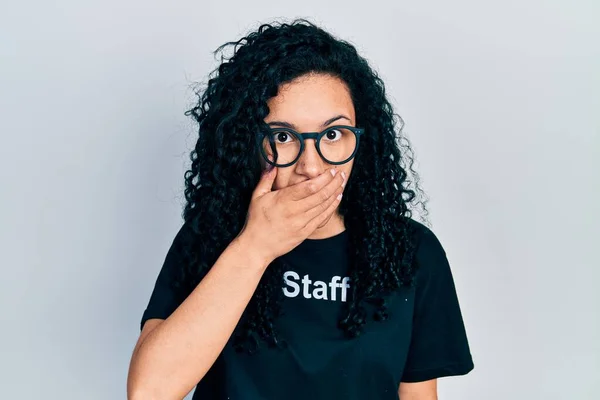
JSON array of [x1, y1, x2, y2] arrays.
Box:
[[401, 226, 474, 382], [140, 222, 191, 331]]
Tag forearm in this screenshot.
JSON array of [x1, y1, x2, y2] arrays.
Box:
[[128, 234, 270, 399]]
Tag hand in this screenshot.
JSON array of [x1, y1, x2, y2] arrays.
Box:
[[238, 166, 346, 265]]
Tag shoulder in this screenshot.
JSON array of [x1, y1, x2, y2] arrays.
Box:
[[159, 219, 198, 272], [169, 219, 196, 254], [156, 220, 197, 293], [140, 220, 197, 330], [403, 218, 451, 279], [404, 218, 444, 250]]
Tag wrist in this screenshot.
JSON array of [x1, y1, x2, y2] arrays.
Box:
[[231, 231, 274, 271]]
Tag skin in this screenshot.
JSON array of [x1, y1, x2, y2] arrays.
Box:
[[264, 73, 437, 398], [263, 73, 353, 239]]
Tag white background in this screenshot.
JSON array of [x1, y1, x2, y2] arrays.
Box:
[[1, 1, 598, 399]]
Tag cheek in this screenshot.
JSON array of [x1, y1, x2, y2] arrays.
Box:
[[274, 171, 295, 190], [340, 162, 354, 179], [273, 175, 284, 190]]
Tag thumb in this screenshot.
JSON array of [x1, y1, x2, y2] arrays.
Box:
[[252, 166, 278, 200]]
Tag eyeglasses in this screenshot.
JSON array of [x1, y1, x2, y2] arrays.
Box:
[[257, 125, 364, 168]]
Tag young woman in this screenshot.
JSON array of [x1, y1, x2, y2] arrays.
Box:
[[127, 19, 474, 400]]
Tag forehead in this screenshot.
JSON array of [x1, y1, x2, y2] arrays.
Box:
[[265, 74, 355, 126]]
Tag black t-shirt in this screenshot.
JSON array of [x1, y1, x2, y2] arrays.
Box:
[[140, 219, 474, 399]]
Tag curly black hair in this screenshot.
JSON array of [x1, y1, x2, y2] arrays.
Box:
[[176, 18, 430, 353]]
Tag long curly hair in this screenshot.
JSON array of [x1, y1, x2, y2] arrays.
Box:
[[176, 18, 430, 353]]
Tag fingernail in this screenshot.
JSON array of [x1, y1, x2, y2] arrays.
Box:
[[341, 171, 346, 180], [330, 169, 337, 177]]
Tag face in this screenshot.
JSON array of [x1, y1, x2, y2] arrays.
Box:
[[262, 73, 356, 228], [263, 72, 356, 186]]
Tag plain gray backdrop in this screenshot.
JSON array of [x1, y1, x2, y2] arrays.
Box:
[[1, 1, 598, 399]]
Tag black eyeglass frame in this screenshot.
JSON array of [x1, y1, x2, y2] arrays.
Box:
[[257, 125, 365, 168]]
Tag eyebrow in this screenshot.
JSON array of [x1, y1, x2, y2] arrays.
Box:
[[266, 114, 351, 130]]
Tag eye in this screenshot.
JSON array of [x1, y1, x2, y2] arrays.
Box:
[[273, 131, 294, 144], [323, 128, 343, 142]]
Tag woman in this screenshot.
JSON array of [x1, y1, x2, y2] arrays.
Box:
[[127, 19, 474, 400]]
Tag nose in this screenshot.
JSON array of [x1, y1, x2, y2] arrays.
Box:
[[294, 138, 325, 178]]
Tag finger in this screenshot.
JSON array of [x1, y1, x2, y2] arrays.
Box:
[[303, 188, 343, 231], [251, 165, 278, 201], [285, 168, 338, 201], [302, 181, 343, 222], [295, 170, 345, 213]]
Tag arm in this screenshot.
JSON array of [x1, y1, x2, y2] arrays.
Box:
[[127, 234, 271, 400], [127, 166, 345, 400], [399, 223, 474, 397], [398, 379, 437, 400]]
